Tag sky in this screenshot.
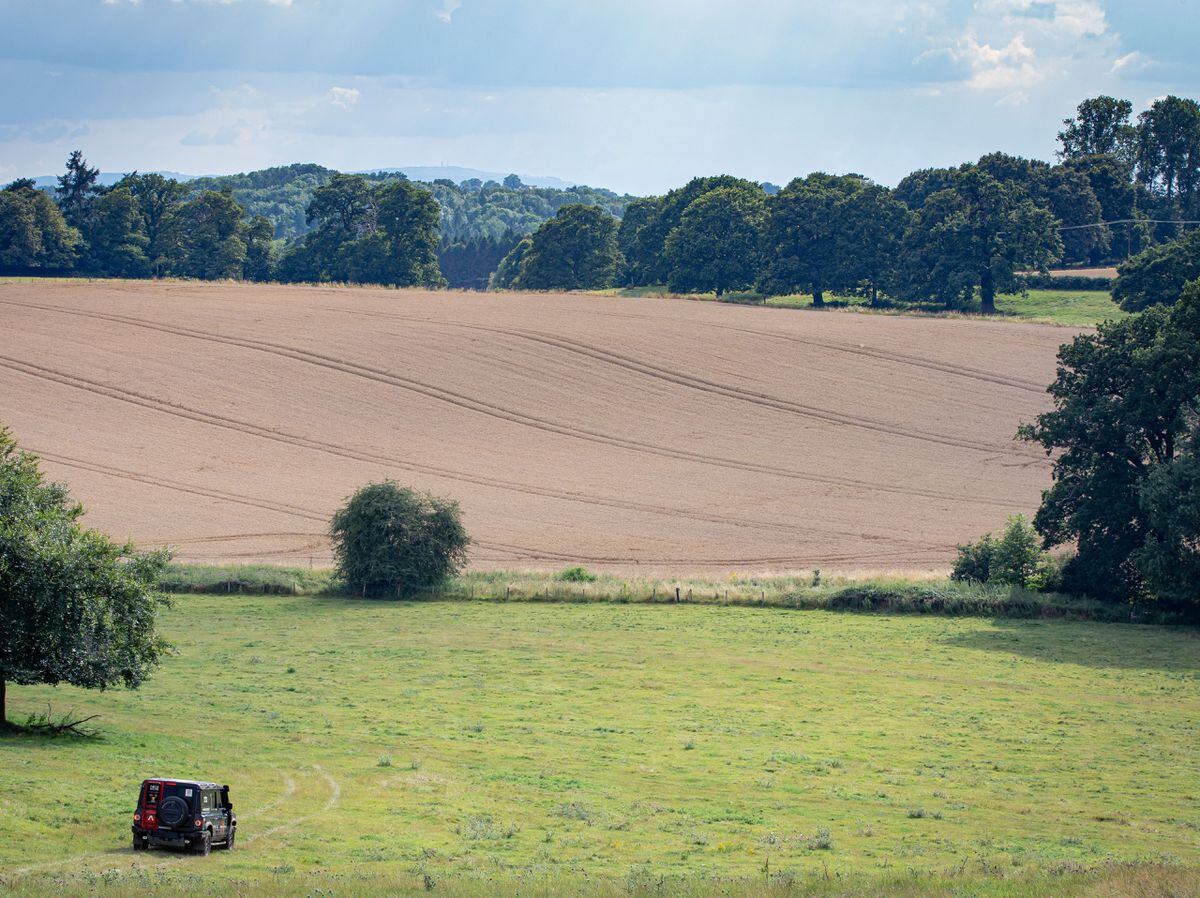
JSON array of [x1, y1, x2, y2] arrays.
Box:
[[0, 0, 1197, 195]]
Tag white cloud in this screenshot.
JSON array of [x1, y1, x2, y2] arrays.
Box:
[[434, 0, 461, 24], [327, 86, 361, 109], [951, 33, 1043, 93]]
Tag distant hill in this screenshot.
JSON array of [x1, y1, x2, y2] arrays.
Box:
[[183, 164, 634, 242], [29, 165, 573, 192], [26, 162, 631, 243], [364, 166, 576, 189]]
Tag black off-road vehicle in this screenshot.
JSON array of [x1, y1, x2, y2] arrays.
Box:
[[131, 778, 236, 855]]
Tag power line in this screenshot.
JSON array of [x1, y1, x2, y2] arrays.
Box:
[[1057, 219, 1200, 232]]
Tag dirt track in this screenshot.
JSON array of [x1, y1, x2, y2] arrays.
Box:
[[0, 280, 1072, 573]]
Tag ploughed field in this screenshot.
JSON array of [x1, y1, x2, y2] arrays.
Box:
[[0, 280, 1069, 573], [2, 598, 1198, 892]]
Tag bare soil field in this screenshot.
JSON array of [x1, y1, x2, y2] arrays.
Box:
[[0, 280, 1074, 573]]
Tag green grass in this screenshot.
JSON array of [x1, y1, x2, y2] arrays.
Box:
[[597, 287, 1127, 328], [157, 563, 1162, 623], [2, 596, 1198, 896]]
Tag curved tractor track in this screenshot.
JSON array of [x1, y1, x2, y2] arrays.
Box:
[[0, 281, 1068, 572]]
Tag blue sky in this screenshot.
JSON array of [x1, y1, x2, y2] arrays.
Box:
[[0, 0, 1197, 194]]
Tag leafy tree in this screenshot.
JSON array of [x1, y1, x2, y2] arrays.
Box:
[[54, 150, 101, 227], [0, 182, 80, 272], [952, 516, 1049, 589], [285, 177, 443, 287], [616, 196, 661, 285], [370, 179, 445, 287], [1134, 425, 1200, 607], [1112, 229, 1200, 311], [82, 187, 150, 278], [511, 204, 622, 290], [1019, 280, 1200, 603], [167, 191, 249, 280], [0, 427, 170, 728], [835, 182, 912, 305], [1136, 96, 1200, 205], [975, 152, 1108, 264], [329, 481, 469, 598], [1057, 96, 1136, 162], [893, 166, 959, 210], [758, 173, 874, 307], [1043, 164, 1110, 264], [1063, 153, 1148, 260], [503, 174, 524, 189], [117, 173, 188, 275], [490, 235, 532, 289], [663, 187, 764, 296], [623, 176, 762, 286], [896, 169, 1062, 313], [243, 215, 276, 282]]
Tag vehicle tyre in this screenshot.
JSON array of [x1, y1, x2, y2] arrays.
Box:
[[221, 828, 235, 851], [133, 835, 146, 851], [195, 831, 211, 856]]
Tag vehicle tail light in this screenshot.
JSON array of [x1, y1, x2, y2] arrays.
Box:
[[133, 812, 141, 823], [195, 818, 203, 828]]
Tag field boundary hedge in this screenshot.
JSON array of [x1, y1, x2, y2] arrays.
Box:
[[159, 564, 1186, 624]]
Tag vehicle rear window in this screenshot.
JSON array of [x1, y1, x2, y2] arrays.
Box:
[[143, 782, 197, 807]]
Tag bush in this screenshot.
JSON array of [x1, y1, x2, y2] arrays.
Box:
[[952, 516, 1050, 589], [556, 566, 597, 583], [1018, 273, 1114, 291], [329, 481, 470, 598]]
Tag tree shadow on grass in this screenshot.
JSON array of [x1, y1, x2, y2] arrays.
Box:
[[941, 618, 1200, 673]]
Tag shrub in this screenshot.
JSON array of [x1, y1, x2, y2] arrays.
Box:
[[952, 516, 1049, 589], [329, 481, 470, 598], [1018, 273, 1114, 291], [556, 566, 597, 583]]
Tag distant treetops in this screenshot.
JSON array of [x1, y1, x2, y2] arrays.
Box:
[[2, 93, 1198, 312]]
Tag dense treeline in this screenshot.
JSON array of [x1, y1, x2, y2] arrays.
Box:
[[2, 93, 1198, 303], [1, 152, 274, 281], [188, 163, 634, 243], [496, 94, 1200, 313]]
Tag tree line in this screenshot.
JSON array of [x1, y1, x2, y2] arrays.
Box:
[[495, 94, 1200, 312], [2, 94, 1198, 306], [2, 151, 274, 282]]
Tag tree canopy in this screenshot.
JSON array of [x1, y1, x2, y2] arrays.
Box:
[[663, 186, 764, 296], [895, 168, 1062, 313], [329, 482, 470, 598], [1112, 229, 1200, 312], [0, 181, 79, 273], [1019, 279, 1200, 605], [0, 428, 171, 727], [502, 204, 622, 291]]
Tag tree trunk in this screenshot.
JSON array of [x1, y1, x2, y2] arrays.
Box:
[[1, 678, 6, 729], [979, 268, 997, 314], [869, 283, 879, 308], [812, 287, 825, 309]]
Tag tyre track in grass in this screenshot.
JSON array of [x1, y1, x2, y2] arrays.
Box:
[[0, 353, 978, 547], [25, 451, 946, 567], [0, 302, 1022, 510], [319, 305, 1032, 455]]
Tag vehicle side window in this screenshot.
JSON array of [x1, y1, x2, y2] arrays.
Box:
[[200, 789, 215, 811]]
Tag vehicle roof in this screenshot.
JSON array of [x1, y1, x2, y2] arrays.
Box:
[[142, 778, 225, 789]]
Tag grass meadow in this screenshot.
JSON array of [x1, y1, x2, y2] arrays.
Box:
[[601, 287, 1127, 328], [2, 595, 1198, 895]]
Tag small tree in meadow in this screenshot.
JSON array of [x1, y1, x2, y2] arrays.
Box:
[[329, 482, 470, 598], [952, 516, 1049, 589]]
